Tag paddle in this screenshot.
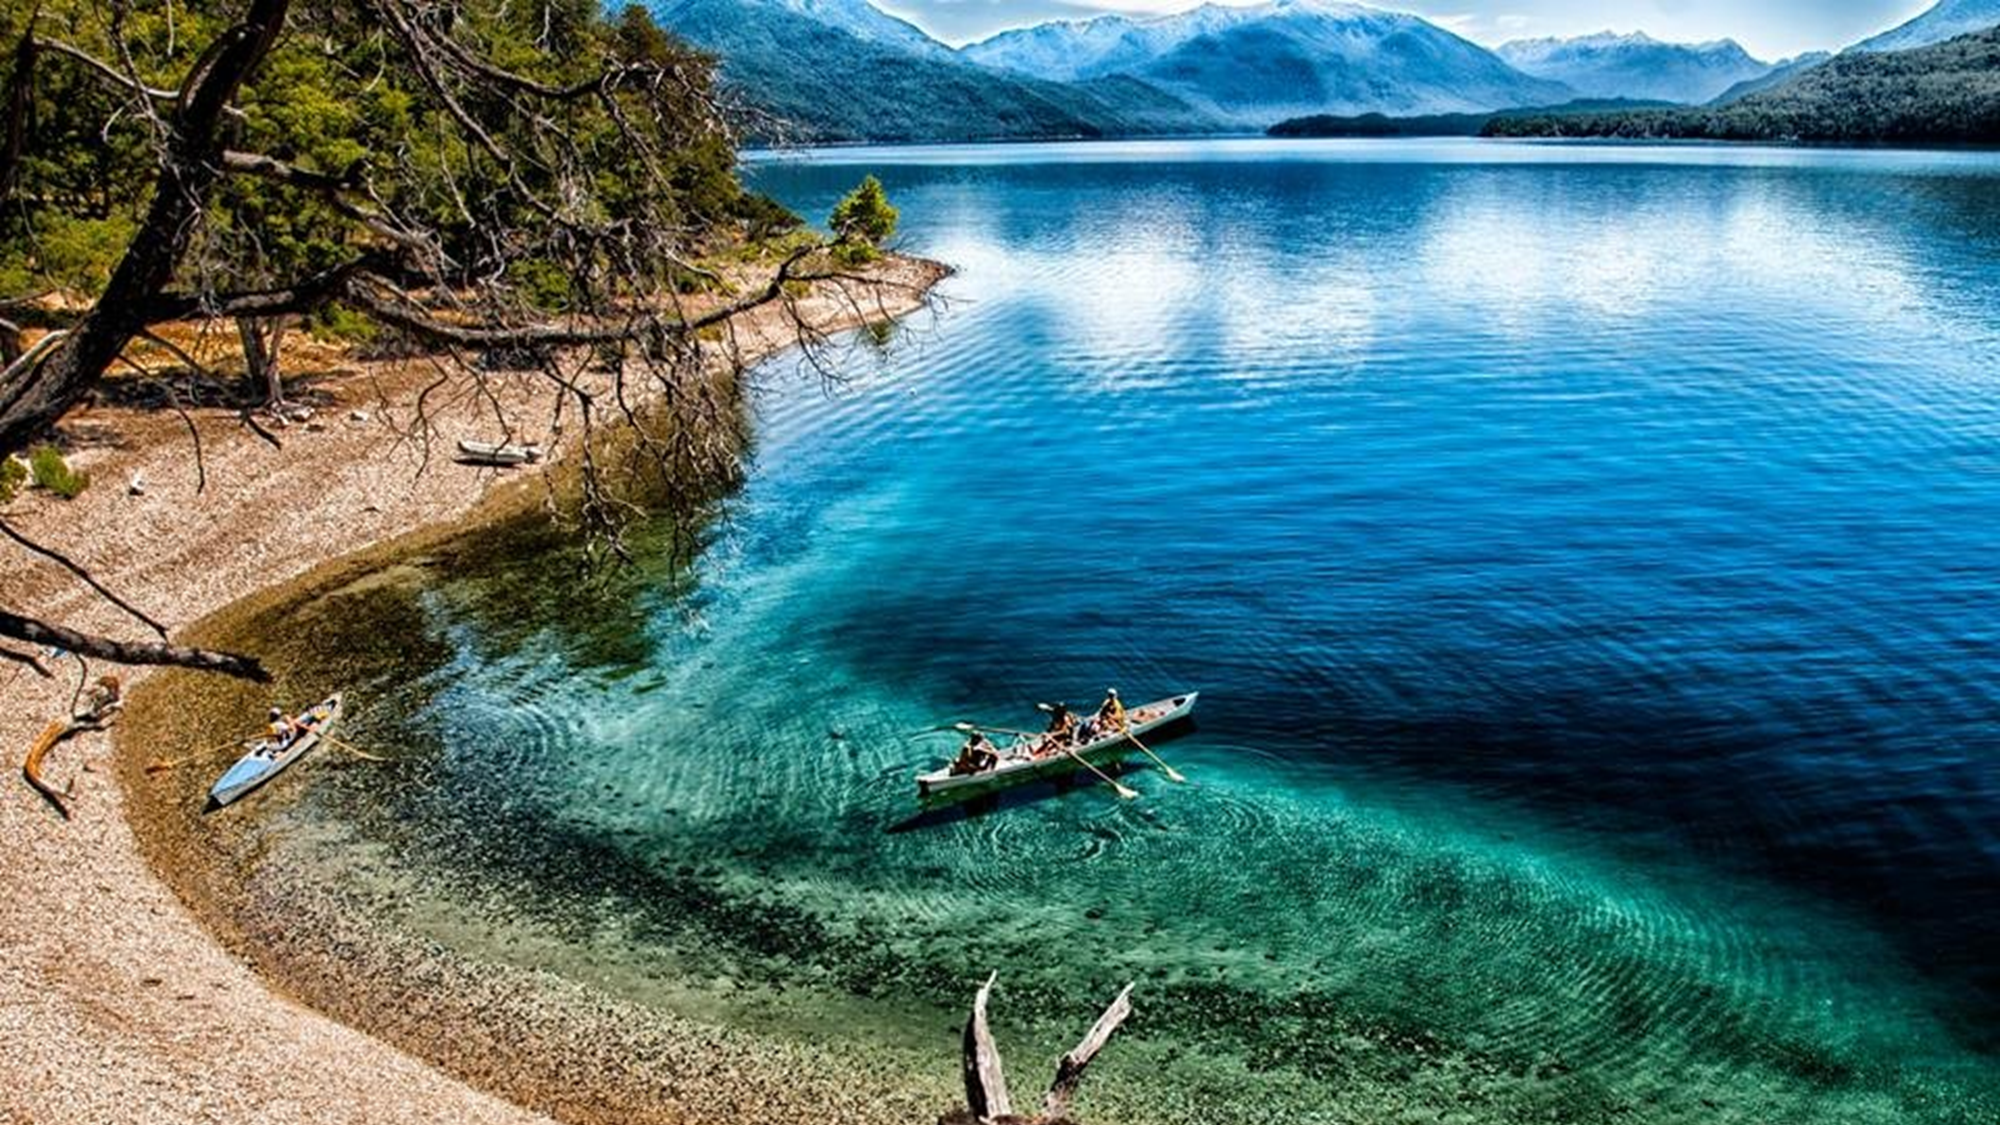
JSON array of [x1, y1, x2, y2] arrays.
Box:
[[1059, 744, 1138, 800], [952, 721, 1039, 739], [1118, 719, 1186, 783], [146, 732, 261, 774], [1033, 704, 1137, 800], [321, 733, 388, 763]]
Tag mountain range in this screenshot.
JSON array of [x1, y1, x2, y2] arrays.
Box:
[[1851, 0, 2000, 54], [1485, 25, 2000, 144], [647, 0, 1213, 141], [641, 0, 2000, 142], [1495, 32, 1772, 104], [962, 1, 1572, 124]]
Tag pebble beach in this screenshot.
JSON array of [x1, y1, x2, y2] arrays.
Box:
[[0, 255, 945, 1125]]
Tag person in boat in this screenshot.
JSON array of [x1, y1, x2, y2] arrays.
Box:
[[262, 707, 299, 757], [950, 731, 1000, 776], [1038, 703, 1078, 757], [1096, 688, 1126, 732]]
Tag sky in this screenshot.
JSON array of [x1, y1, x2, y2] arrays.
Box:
[[872, 0, 1942, 59]]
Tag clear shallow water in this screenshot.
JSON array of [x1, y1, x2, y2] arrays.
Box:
[[225, 140, 2000, 1121]]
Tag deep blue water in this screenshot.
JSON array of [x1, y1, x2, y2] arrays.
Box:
[[240, 140, 2000, 1122]]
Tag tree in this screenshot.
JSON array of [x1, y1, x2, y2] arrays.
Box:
[[829, 174, 898, 262], [0, 0, 921, 680]]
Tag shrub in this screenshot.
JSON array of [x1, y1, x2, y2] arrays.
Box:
[[28, 446, 88, 499], [0, 456, 25, 503], [829, 175, 897, 264]]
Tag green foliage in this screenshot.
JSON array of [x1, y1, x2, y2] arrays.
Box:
[[4, 1, 777, 317], [506, 259, 578, 314], [0, 456, 25, 503], [28, 446, 88, 499], [306, 303, 379, 345], [1483, 28, 2000, 145], [736, 193, 805, 244], [830, 176, 898, 264]]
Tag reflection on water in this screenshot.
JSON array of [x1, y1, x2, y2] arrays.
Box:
[[171, 140, 2000, 1124]]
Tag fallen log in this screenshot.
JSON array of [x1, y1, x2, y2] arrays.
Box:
[[946, 975, 1136, 1125]]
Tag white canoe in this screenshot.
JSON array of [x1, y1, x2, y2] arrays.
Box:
[[207, 693, 343, 810], [916, 692, 1198, 799], [457, 439, 541, 466]]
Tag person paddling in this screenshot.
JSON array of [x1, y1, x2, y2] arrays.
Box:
[[951, 731, 1000, 776], [1096, 687, 1125, 730], [1038, 703, 1078, 757]]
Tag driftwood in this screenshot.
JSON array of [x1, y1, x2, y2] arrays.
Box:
[[22, 719, 72, 819], [947, 975, 1136, 1125], [19, 675, 121, 819]]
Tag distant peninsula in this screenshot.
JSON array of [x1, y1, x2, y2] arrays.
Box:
[[1268, 99, 1675, 138]]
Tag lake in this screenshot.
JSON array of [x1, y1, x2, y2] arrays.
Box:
[[173, 139, 2000, 1123]]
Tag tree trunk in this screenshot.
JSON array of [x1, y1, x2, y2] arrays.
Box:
[[238, 314, 288, 405], [0, 0, 294, 455]]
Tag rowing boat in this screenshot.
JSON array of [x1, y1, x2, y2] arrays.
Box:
[[206, 693, 343, 810], [457, 439, 542, 466], [916, 692, 1198, 799]]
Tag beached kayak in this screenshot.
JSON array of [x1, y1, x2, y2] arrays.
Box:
[[916, 692, 1198, 799], [207, 693, 343, 810], [457, 439, 541, 466]]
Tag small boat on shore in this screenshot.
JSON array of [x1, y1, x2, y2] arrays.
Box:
[[206, 693, 343, 810], [917, 692, 1198, 799], [457, 439, 542, 466]]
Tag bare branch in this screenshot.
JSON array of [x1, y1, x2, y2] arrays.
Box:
[[962, 972, 1013, 1122], [0, 519, 169, 639], [32, 35, 177, 103], [133, 256, 383, 325], [220, 150, 440, 260], [0, 0, 295, 453], [0, 31, 33, 202], [1043, 983, 1136, 1121], [0, 609, 268, 681]]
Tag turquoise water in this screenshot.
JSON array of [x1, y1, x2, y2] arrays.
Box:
[[236, 140, 2000, 1122]]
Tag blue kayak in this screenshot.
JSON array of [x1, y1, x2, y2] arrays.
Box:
[[206, 693, 343, 810]]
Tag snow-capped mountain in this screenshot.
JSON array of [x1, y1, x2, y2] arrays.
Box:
[[761, 0, 953, 58], [962, 0, 1574, 125], [1849, 0, 2000, 53], [1496, 31, 1772, 104]]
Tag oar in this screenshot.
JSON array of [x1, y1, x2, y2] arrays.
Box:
[[1029, 707, 1137, 799], [146, 732, 260, 774], [1119, 720, 1186, 783], [952, 721, 1039, 738], [322, 733, 387, 763], [1060, 743, 1139, 800]]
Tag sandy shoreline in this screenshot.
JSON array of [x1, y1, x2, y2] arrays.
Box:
[[0, 255, 945, 1125]]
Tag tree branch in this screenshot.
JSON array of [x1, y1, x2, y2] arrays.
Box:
[[962, 972, 1013, 1122], [0, 609, 268, 681], [0, 31, 33, 203], [219, 150, 440, 259], [133, 256, 382, 325], [0, 519, 168, 638], [1043, 983, 1135, 1121], [0, 0, 294, 454], [32, 35, 178, 103]]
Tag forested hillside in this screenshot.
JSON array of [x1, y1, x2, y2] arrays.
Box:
[[647, 0, 1215, 141]]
